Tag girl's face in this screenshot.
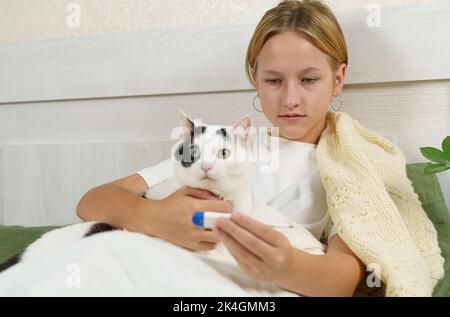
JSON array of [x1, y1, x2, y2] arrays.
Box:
[[254, 31, 346, 144]]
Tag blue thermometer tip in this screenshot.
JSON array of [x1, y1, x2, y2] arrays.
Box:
[[192, 211, 204, 227]]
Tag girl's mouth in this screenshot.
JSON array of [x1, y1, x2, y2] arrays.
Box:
[[279, 114, 306, 121]]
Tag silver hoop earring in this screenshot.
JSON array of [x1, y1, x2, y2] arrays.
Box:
[[331, 94, 343, 112], [253, 94, 264, 113]]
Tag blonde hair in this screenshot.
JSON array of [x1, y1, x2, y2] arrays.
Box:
[[245, 0, 348, 88]]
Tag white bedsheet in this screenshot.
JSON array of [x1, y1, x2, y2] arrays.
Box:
[[0, 200, 328, 297], [0, 230, 303, 297]]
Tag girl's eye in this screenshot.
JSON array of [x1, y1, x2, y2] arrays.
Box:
[[265, 79, 281, 85], [217, 148, 230, 159], [265, 78, 317, 85], [302, 78, 317, 84], [190, 145, 200, 158]]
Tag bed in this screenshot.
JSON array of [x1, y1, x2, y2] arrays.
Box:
[[0, 1, 449, 296], [0, 163, 448, 296]]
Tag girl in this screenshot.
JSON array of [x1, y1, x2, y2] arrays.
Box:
[[77, 0, 443, 297]]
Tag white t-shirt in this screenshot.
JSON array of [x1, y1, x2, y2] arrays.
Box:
[[137, 135, 337, 243]]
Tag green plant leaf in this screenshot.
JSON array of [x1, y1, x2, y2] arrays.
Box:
[[442, 136, 450, 160], [423, 162, 450, 174], [420, 147, 448, 164]]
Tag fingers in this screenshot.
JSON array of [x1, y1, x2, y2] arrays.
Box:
[[196, 241, 217, 251], [228, 212, 285, 247], [198, 200, 233, 213], [183, 186, 220, 200], [192, 230, 221, 251], [195, 229, 220, 243], [181, 186, 232, 212], [216, 218, 273, 260], [178, 237, 217, 252], [213, 225, 263, 267]]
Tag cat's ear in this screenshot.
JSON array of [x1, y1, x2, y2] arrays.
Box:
[[232, 115, 252, 140], [177, 109, 194, 140]]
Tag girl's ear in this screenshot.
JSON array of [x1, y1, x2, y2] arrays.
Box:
[[176, 108, 194, 141], [232, 115, 252, 140]]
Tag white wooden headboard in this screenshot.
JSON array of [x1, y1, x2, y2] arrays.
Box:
[[1, 1, 449, 226]]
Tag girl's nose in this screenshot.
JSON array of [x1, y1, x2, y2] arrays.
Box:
[[283, 83, 301, 108]]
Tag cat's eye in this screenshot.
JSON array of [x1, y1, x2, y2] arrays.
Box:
[[217, 148, 230, 159], [190, 145, 200, 158]]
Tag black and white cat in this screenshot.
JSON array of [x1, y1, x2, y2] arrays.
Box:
[[143, 109, 253, 213], [0, 110, 255, 272]]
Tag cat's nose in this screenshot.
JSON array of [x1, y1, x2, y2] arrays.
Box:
[[201, 163, 213, 174]]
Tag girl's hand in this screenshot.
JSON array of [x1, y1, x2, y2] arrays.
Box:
[[154, 186, 232, 252], [212, 212, 294, 284]]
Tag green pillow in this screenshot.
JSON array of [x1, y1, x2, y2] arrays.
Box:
[[406, 163, 450, 296], [0, 163, 449, 296], [0, 225, 59, 264]]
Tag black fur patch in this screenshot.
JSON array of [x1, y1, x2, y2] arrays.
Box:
[[0, 253, 22, 274], [174, 125, 205, 168], [194, 125, 207, 136], [84, 223, 120, 237], [216, 128, 228, 139], [175, 142, 199, 168]]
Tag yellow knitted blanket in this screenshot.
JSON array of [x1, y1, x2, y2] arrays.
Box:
[[316, 111, 445, 296]]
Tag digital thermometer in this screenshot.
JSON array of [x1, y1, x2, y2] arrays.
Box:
[[192, 211, 294, 229]]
